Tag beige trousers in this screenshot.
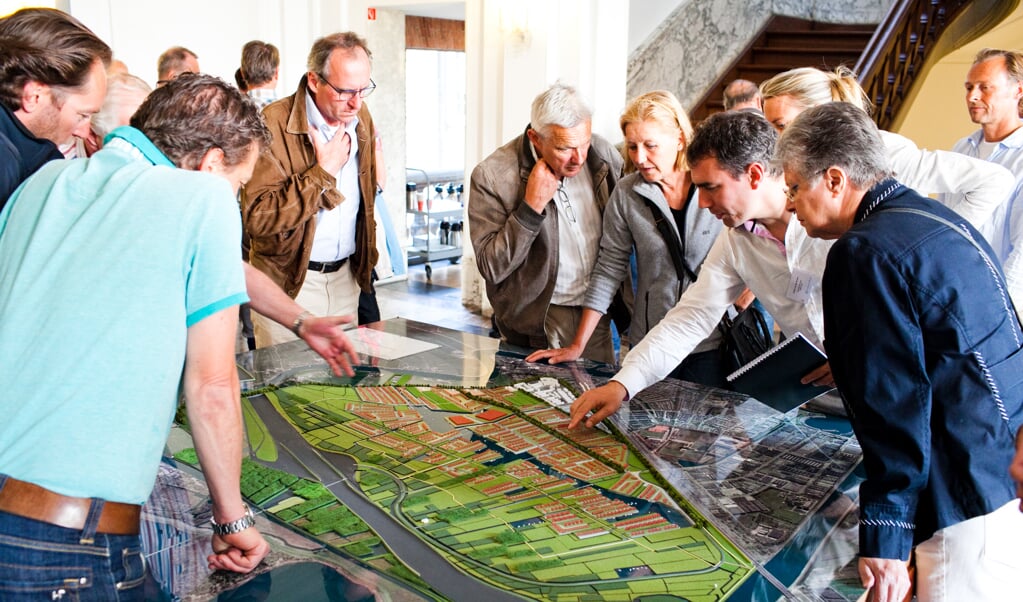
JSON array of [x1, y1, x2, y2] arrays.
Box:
[[253, 265, 359, 348]]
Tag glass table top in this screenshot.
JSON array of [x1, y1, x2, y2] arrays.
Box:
[[150, 318, 865, 601]]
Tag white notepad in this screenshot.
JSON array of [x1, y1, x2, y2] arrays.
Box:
[[348, 328, 440, 360]]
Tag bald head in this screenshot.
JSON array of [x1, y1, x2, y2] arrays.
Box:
[[723, 79, 763, 111]]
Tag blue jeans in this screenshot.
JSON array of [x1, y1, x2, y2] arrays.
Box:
[[0, 477, 146, 601]]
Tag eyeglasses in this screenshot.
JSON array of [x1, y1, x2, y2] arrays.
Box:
[[556, 182, 576, 224], [317, 74, 376, 101], [785, 183, 801, 203], [785, 171, 825, 203]]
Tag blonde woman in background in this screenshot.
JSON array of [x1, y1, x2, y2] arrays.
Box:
[[528, 91, 734, 387]]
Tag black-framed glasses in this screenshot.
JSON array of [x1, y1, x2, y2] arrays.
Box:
[[556, 182, 576, 224], [317, 74, 376, 101]]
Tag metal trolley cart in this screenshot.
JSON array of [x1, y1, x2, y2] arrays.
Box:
[[405, 168, 464, 280]]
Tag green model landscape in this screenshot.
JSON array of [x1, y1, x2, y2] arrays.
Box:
[[203, 380, 756, 601]]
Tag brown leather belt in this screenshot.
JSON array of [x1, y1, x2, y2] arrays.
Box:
[[0, 477, 141, 535]]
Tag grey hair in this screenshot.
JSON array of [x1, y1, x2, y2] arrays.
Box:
[[774, 102, 890, 188], [307, 32, 371, 77], [530, 82, 592, 138], [91, 73, 151, 140]]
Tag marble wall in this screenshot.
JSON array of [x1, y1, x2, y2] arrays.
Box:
[[627, 0, 891, 110], [359, 8, 407, 262], [359, 8, 408, 278]]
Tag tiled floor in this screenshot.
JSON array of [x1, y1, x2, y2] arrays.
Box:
[[375, 260, 494, 336]]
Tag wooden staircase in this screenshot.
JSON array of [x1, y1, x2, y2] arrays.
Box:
[[690, 16, 877, 123]]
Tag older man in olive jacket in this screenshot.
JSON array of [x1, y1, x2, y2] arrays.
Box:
[[469, 84, 625, 364]]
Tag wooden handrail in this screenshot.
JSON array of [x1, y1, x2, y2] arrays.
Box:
[[854, 0, 970, 130]]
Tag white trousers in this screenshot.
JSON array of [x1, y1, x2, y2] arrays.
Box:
[[914, 499, 1023, 601], [253, 266, 359, 348]]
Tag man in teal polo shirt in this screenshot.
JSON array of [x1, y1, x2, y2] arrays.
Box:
[[0, 74, 269, 600]]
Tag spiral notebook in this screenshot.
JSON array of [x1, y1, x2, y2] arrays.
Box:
[[726, 332, 831, 413]]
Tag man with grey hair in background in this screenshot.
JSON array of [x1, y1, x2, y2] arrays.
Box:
[[469, 83, 624, 363], [80, 73, 152, 156], [778, 101, 1023, 602]]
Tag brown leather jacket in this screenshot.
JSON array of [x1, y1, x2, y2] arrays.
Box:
[[241, 76, 377, 297]]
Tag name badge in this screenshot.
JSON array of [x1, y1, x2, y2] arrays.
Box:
[[786, 268, 816, 303]]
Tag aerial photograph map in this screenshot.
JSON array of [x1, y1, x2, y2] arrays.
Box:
[[153, 320, 867, 601]]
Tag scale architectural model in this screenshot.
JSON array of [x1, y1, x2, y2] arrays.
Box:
[[152, 319, 867, 601]]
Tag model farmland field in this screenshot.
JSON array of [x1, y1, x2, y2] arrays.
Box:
[[238, 378, 755, 601]]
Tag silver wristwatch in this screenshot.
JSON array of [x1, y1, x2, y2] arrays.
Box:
[[211, 505, 255, 536]]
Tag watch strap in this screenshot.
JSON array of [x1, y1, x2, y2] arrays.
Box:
[[211, 505, 255, 536], [291, 310, 313, 337]]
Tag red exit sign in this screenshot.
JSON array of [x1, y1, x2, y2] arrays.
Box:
[[368, 8, 376, 20]]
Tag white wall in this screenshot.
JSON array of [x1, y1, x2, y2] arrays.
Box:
[[64, 0, 347, 93]]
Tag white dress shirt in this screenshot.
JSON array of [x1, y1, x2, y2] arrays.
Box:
[[306, 92, 361, 262], [941, 126, 1023, 309], [551, 164, 601, 306], [614, 218, 832, 399]]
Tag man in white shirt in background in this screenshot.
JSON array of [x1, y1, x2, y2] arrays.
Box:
[[945, 48, 1023, 309]]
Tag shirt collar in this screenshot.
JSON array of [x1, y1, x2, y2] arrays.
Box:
[[855, 178, 904, 223], [104, 126, 175, 167], [742, 220, 786, 254], [970, 123, 1023, 149], [248, 88, 276, 100]]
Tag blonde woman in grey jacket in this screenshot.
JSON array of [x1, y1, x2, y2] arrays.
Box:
[[528, 91, 731, 386]]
